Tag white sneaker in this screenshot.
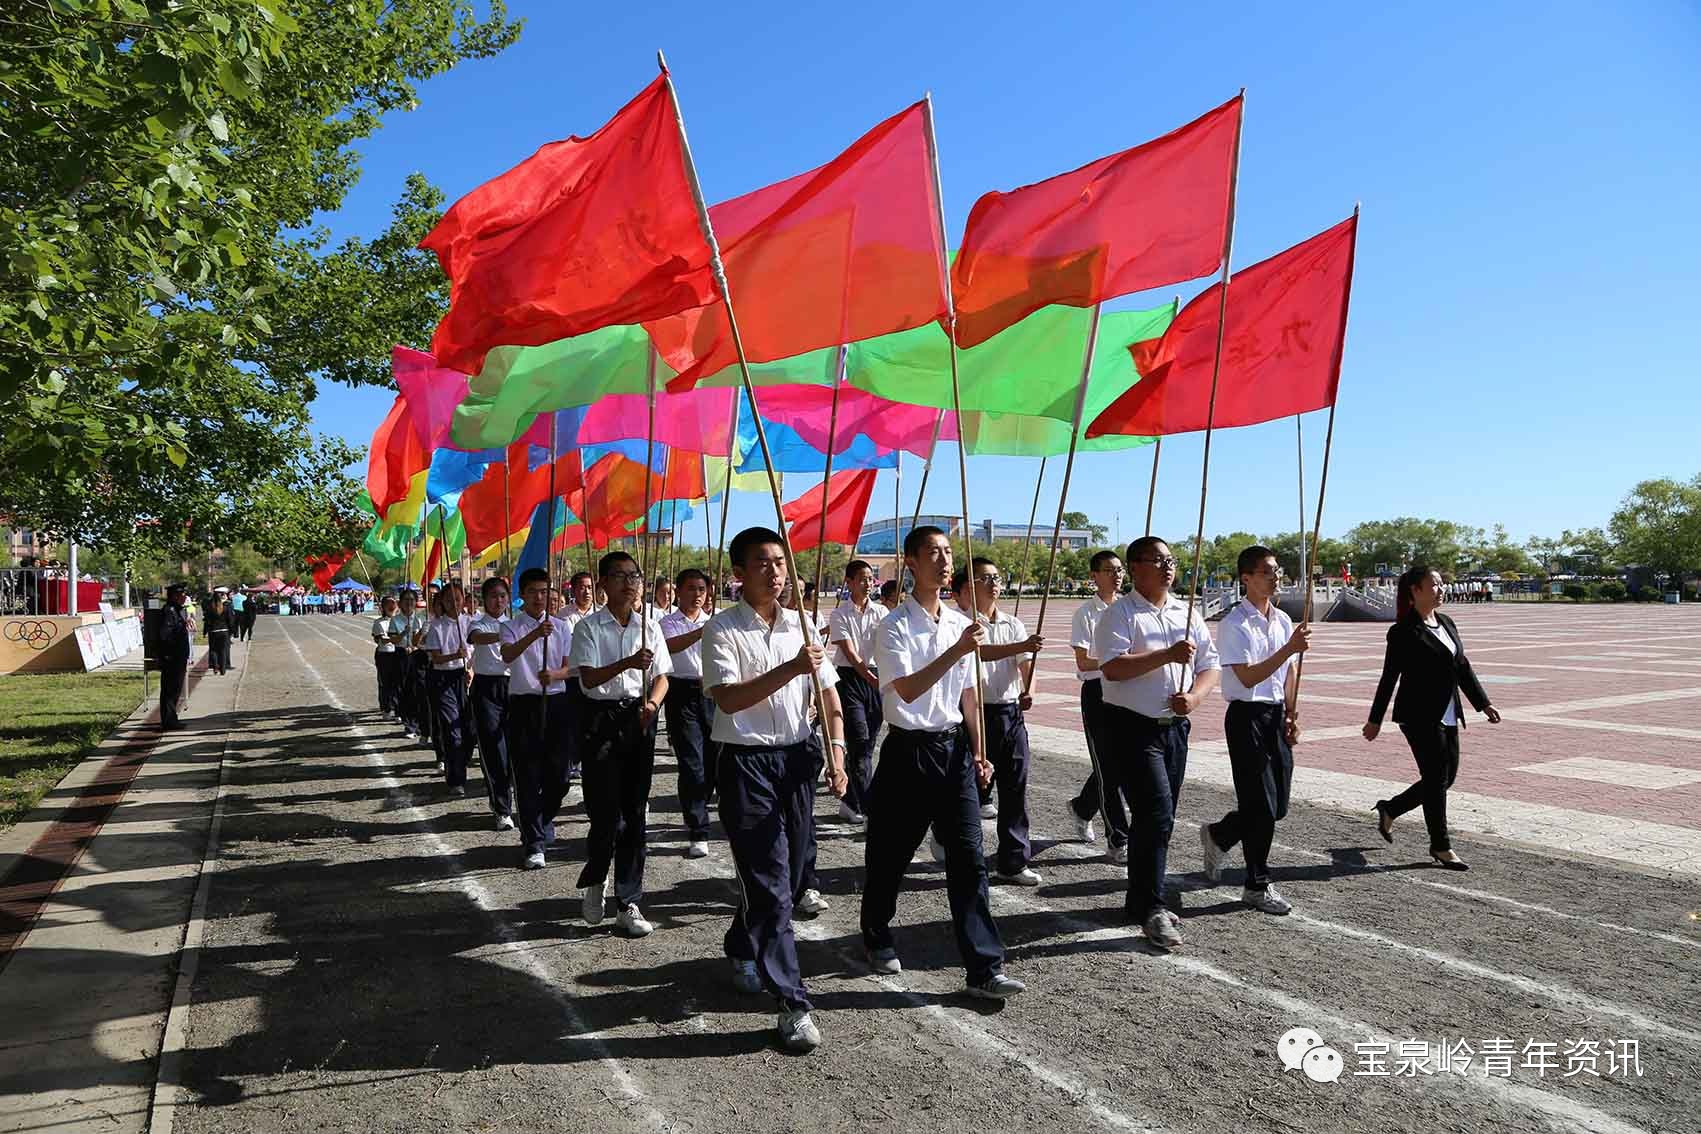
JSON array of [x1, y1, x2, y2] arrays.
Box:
[[1242, 885, 1292, 915], [866, 947, 902, 975], [521, 850, 545, 871], [1108, 843, 1130, 866], [1071, 810, 1097, 843], [1143, 910, 1184, 951], [435, 761, 445, 776], [685, 839, 709, 858], [730, 958, 761, 994], [777, 1008, 821, 1053], [967, 973, 1026, 999], [929, 834, 947, 864], [995, 867, 1042, 887], [495, 814, 516, 832], [979, 802, 997, 820], [796, 888, 830, 914], [1199, 824, 1226, 882], [581, 882, 606, 925], [615, 903, 653, 937], [838, 801, 866, 824]]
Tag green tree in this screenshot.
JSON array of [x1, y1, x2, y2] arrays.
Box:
[[1060, 510, 1109, 545], [1609, 475, 1701, 581]]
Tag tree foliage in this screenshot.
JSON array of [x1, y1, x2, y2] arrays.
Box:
[[1609, 475, 1701, 580]]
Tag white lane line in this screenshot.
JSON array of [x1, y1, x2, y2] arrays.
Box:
[[1509, 758, 1701, 790], [1503, 716, 1701, 742], [275, 618, 669, 1130]]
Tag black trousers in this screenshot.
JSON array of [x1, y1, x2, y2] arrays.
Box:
[[664, 677, 717, 839], [470, 674, 513, 816], [1388, 722, 1461, 854], [427, 669, 473, 787], [983, 701, 1032, 875], [506, 692, 573, 854], [399, 652, 432, 740], [861, 725, 1004, 984], [720, 740, 818, 1011], [159, 655, 188, 726], [576, 698, 657, 909], [835, 666, 882, 816], [208, 630, 231, 673], [374, 650, 400, 714], [1206, 701, 1293, 890], [1070, 679, 1131, 848], [1103, 705, 1190, 921]]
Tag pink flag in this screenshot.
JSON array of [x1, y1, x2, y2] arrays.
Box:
[[576, 385, 740, 457], [756, 384, 950, 460], [392, 346, 470, 450]]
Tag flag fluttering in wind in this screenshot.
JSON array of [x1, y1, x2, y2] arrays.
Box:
[[950, 96, 1241, 349], [782, 469, 879, 553], [1087, 215, 1358, 439], [420, 74, 717, 375], [366, 395, 431, 516], [393, 347, 474, 450], [648, 102, 948, 391]]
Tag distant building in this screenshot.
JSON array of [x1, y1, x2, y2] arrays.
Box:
[[856, 515, 1094, 554], [976, 520, 1095, 550], [3, 524, 44, 565], [856, 515, 964, 554]]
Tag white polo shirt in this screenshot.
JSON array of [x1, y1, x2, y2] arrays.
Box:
[[1217, 599, 1293, 704], [703, 600, 838, 747], [561, 604, 598, 674], [829, 599, 885, 670], [874, 596, 977, 731], [500, 610, 572, 696], [389, 609, 428, 652], [424, 614, 471, 670], [371, 615, 396, 653], [659, 606, 712, 680], [1093, 591, 1220, 719], [570, 607, 674, 701], [1070, 595, 1111, 681], [468, 612, 509, 677], [975, 607, 1030, 705]]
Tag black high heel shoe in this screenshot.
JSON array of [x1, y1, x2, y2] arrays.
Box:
[[1372, 801, 1394, 844], [1431, 852, 1469, 871]]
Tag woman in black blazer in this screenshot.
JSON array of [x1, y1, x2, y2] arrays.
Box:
[[1362, 566, 1501, 869]]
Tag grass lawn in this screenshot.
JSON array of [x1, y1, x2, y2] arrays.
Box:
[[0, 670, 145, 830]]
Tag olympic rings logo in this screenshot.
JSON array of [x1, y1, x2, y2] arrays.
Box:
[[3, 620, 59, 651]]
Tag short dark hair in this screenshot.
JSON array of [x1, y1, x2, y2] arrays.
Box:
[[904, 524, 947, 558], [1396, 564, 1434, 622], [971, 556, 995, 571], [481, 577, 509, 601], [1236, 545, 1278, 580], [1089, 549, 1121, 573], [675, 567, 710, 588], [516, 567, 550, 593], [1126, 535, 1168, 565], [598, 551, 638, 578], [569, 570, 593, 587], [879, 580, 900, 599], [729, 526, 786, 569], [844, 559, 873, 578], [950, 566, 970, 595]]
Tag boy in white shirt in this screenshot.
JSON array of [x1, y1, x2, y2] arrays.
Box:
[[466, 577, 516, 832], [661, 568, 717, 856], [963, 557, 1044, 886], [423, 584, 474, 792], [702, 527, 848, 1053], [371, 595, 399, 719], [387, 588, 431, 743], [1067, 550, 1131, 861], [861, 526, 1024, 1000], [827, 559, 884, 824], [499, 569, 575, 870], [570, 552, 673, 937]]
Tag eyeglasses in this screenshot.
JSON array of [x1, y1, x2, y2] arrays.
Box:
[[604, 571, 644, 584], [1095, 565, 1127, 575], [1134, 556, 1179, 569], [974, 573, 1002, 585]]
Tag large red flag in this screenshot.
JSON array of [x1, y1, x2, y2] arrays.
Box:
[[648, 102, 947, 391], [1086, 215, 1358, 439], [782, 469, 879, 553], [307, 551, 353, 593], [366, 395, 429, 515], [420, 74, 718, 375], [951, 96, 1242, 349], [460, 440, 585, 555]]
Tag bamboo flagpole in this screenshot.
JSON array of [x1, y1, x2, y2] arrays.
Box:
[[1011, 456, 1048, 618], [502, 454, 513, 579], [1020, 301, 1101, 698], [641, 345, 658, 647], [660, 56, 835, 755], [1178, 88, 1245, 691], [921, 90, 989, 767], [1295, 414, 1307, 598], [1144, 438, 1162, 537], [1289, 203, 1360, 714], [811, 347, 847, 622], [901, 408, 944, 593], [712, 390, 741, 608]]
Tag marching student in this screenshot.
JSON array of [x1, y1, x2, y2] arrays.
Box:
[[965, 557, 1045, 886], [499, 569, 575, 870], [1199, 546, 1311, 914], [1364, 565, 1500, 870], [372, 594, 400, 718], [1067, 550, 1131, 862], [424, 584, 474, 793], [949, 566, 997, 825], [1092, 535, 1220, 951], [878, 579, 902, 612], [861, 526, 1025, 1000], [466, 577, 517, 832], [388, 588, 431, 743], [570, 552, 674, 936], [652, 576, 678, 618], [661, 568, 717, 857], [560, 570, 599, 792], [828, 559, 884, 824], [702, 526, 849, 1053]]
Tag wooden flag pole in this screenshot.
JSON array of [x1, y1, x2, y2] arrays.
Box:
[[579, 452, 595, 587], [1179, 88, 1245, 691], [1021, 301, 1101, 697], [1295, 414, 1307, 600], [921, 90, 988, 766], [811, 347, 846, 622], [892, 450, 902, 585], [661, 56, 833, 746], [1011, 456, 1048, 619], [1144, 439, 1162, 537], [502, 454, 513, 579], [902, 408, 944, 593], [1290, 203, 1360, 713], [641, 345, 658, 648], [712, 392, 741, 607]]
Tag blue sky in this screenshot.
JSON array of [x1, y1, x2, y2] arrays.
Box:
[[309, 1, 1700, 549]]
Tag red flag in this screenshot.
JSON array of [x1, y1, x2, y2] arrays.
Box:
[[420, 74, 717, 375], [648, 102, 947, 391], [1086, 215, 1359, 439], [782, 469, 879, 553], [307, 550, 353, 593], [459, 440, 585, 555], [366, 396, 429, 515], [951, 96, 1242, 349], [580, 452, 659, 547]]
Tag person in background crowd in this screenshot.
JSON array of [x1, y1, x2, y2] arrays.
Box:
[[878, 579, 902, 612], [389, 588, 432, 744], [372, 595, 400, 718], [424, 584, 474, 791], [827, 559, 883, 825], [653, 576, 677, 618], [500, 569, 575, 870], [203, 588, 232, 675], [1067, 550, 1131, 863], [157, 583, 192, 730], [661, 568, 717, 857], [964, 557, 1044, 887], [466, 578, 516, 830]]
